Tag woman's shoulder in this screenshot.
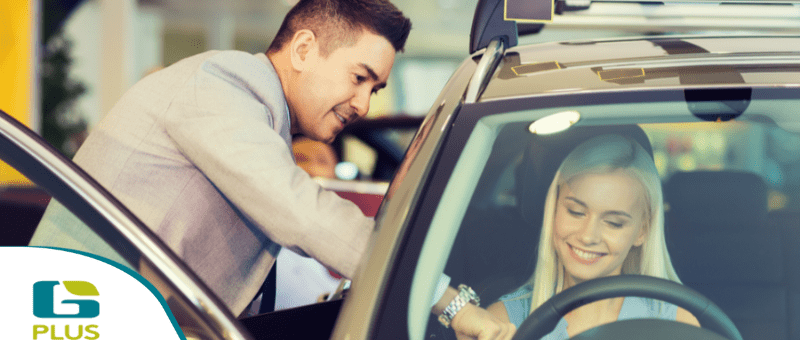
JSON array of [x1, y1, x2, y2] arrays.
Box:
[[499, 284, 534, 301], [498, 285, 534, 329]]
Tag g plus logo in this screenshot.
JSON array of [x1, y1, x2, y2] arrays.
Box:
[[33, 281, 100, 340], [33, 281, 100, 318]]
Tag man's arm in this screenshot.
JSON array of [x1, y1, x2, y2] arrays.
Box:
[[162, 52, 373, 279]]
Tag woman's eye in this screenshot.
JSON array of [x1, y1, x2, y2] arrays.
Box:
[[606, 221, 624, 228], [355, 75, 366, 84], [567, 209, 585, 217]]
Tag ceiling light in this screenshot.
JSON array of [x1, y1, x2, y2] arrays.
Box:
[[528, 111, 580, 135]]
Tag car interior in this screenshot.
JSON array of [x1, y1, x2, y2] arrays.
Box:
[[435, 114, 800, 340], [665, 170, 788, 339], [6, 102, 800, 339]]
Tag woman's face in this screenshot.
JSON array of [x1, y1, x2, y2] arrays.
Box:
[[552, 170, 648, 288]]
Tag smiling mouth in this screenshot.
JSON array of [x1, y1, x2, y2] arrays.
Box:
[[333, 110, 350, 126], [568, 244, 606, 263]]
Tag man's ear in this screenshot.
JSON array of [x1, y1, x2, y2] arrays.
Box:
[[290, 29, 319, 72]]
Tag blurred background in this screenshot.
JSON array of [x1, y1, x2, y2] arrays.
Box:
[[2, 0, 647, 186], [5, 0, 798, 186]]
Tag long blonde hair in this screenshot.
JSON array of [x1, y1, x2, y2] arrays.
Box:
[[527, 134, 681, 311]]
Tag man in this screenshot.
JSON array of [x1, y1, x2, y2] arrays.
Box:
[[30, 0, 513, 338], [274, 136, 343, 311]]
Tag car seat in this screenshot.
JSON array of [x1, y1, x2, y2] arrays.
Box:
[[769, 208, 800, 340], [664, 171, 787, 340]]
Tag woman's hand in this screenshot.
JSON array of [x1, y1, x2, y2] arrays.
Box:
[[450, 304, 516, 340]]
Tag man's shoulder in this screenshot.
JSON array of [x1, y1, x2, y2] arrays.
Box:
[[166, 51, 271, 78], [202, 50, 271, 72], [197, 51, 281, 91], [203, 50, 260, 64]]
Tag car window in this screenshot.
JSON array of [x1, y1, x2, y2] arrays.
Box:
[[334, 116, 422, 181], [406, 92, 800, 340], [0, 161, 217, 340], [0, 113, 247, 340]]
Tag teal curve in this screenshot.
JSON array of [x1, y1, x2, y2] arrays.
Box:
[[14, 246, 187, 340]]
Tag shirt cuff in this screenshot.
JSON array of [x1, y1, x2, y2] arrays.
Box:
[[430, 273, 451, 308]]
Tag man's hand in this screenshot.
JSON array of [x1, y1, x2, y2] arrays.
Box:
[[450, 303, 516, 340]]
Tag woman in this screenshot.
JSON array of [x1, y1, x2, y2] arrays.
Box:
[[486, 134, 699, 338]]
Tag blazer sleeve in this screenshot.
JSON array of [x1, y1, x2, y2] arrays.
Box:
[[161, 52, 374, 279]]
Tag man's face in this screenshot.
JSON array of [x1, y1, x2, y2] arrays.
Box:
[[291, 30, 395, 143]]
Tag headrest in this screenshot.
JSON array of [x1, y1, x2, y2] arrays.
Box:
[[664, 171, 768, 233], [517, 125, 654, 225]]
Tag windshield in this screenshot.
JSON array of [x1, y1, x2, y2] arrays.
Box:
[[407, 88, 800, 340]]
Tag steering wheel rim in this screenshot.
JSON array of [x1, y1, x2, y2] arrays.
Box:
[[512, 275, 742, 340]]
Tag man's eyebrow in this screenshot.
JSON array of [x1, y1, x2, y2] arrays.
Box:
[[359, 63, 387, 89]]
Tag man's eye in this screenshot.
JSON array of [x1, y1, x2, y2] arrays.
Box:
[[606, 221, 624, 228], [355, 75, 366, 84]]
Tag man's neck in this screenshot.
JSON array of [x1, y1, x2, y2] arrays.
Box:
[[266, 51, 298, 135]]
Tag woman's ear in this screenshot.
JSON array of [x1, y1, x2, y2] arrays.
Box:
[[289, 29, 319, 72], [634, 223, 647, 247]]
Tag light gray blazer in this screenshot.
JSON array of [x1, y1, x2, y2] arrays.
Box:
[[29, 51, 374, 315]]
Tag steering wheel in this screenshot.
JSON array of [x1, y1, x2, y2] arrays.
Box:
[[512, 275, 742, 340]]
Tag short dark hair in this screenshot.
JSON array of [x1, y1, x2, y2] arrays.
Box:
[[267, 0, 411, 56]]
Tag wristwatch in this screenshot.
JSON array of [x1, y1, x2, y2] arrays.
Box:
[[438, 284, 480, 328]]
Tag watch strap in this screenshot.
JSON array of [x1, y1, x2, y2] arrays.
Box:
[[438, 284, 480, 328]]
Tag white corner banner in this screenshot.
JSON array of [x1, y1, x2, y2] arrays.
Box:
[[0, 247, 184, 340]]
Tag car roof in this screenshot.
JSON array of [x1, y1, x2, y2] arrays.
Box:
[[480, 35, 800, 102]]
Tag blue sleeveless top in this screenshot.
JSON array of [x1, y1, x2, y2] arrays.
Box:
[[501, 285, 678, 340]]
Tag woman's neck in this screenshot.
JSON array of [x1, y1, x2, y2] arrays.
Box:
[[563, 297, 625, 337], [560, 274, 626, 337]]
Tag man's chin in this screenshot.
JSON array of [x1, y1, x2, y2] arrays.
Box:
[[300, 126, 340, 144], [326, 127, 343, 143], [310, 132, 337, 144]]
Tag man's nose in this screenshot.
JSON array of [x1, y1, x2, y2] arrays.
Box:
[[351, 88, 371, 118]]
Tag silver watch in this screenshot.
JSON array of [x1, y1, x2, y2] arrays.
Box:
[[438, 284, 480, 328]]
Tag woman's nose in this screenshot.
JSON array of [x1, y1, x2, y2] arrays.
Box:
[[578, 219, 602, 245]]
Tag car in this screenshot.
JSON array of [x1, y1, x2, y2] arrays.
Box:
[[333, 115, 423, 182], [5, 0, 800, 339]]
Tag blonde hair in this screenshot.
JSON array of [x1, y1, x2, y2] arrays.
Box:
[[527, 134, 681, 311]]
